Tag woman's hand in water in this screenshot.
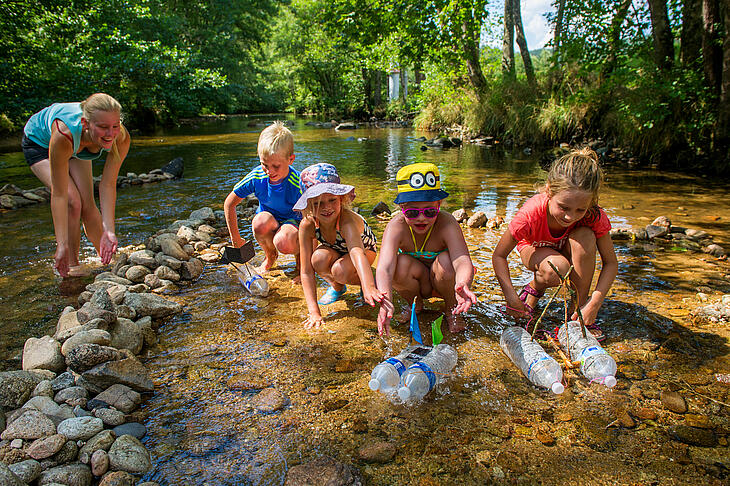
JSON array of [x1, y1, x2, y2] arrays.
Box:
[[303, 313, 323, 329], [99, 231, 118, 264], [453, 283, 477, 314], [54, 243, 71, 277]]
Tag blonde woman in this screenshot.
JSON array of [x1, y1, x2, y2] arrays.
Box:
[[23, 93, 131, 277]]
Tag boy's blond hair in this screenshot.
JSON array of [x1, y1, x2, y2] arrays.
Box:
[[257, 121, 294, 159], [542, 147, 604, 206]]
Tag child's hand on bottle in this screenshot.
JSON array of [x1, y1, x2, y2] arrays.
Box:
[[573, 300, 599, 327], [453, 283, 477, 314], [303, 313, 323, 329], [505, 297, 531, 319]]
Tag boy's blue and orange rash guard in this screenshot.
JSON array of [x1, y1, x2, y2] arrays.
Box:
[[233, 166, 302, 224]]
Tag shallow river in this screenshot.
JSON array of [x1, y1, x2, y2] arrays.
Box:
[[1, 117, 729, 484]]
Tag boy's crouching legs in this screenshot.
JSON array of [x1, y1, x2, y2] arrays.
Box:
[[252, 212, 280, 273]]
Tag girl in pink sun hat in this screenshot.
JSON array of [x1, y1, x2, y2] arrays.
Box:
[[295, 163, 385, 329]]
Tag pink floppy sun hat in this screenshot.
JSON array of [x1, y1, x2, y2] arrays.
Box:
[[294, 163, 355, 211]]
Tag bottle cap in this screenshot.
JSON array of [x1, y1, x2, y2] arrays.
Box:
[[603, 375, 617, 388], [397, 387, 411, 401], [551, 382, 565, 394], [368, 379, 381, 391]]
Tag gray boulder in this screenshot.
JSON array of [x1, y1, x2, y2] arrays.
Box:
[[56, 319, 110, 343], [1, 409, 56, 440], [56, 310, 81, 335], [189, 207, 215, 222], [94, 408, 125, 427], [61, 329, 112, 356], [109, 318, 143, 355], [284, 456, 362, 486], [81, 356, 153, 393], [79, 430, 116, 462], [154, 265, 180, 282], [123, 292, 182, 318], [8, 459, 42, 483], [0, 370, 46, 409], [66, 343, 124, 373], [180, 257, 204, 280], [88, 384, 141, 414], [128, 250, 157, 268], [108, 434, 152, 474], [38, 463, 92, 486], [77, 302, 116, 326], [154, 253, 182, 270], [0, 463, 25, 486], [54, 386, 88, 405], [94, 272, 133, 286], [22, 336, 65, 373], [125, 265, 151, 283], [159, 237, 189, 260], [112, 422, 146, 440], [57, 416, 104, 440]]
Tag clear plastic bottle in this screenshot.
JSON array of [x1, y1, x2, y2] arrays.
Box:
[[557, 321, 617, 388], [500, 327, 565, 394], [397, 344, 458, 402], [369, 345, 432, 393], [237, 262, 269, 297]]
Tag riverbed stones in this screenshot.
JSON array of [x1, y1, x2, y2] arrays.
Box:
[[661, 390, 688, 413], [109, 318, 143, 355], [57, 310, 81, 334], [704, 243, 726, 257], [62, 330, 113, 356], [669, 425, 717, 447], [27, 434, 66, 460], [24, 396, 72, 419], [0, 370, 46, 409], [226, 372, 269, 391], [452, 208, 468, 223], [82, 356, 153, 393], [125, 265, 151, 283], [122, 292, 182, 318], [57, 416, 104, 440], [33, 380, 54, 398], [176, 225, 197, 242], [159, 237, 189, 261], [1, 410, 56, 440], [180, 257, 204, 280], [50, 372, 76, 392], [79, 430, 116, 462], [77, 302, 116, 326], [357, 441, 396, 463], [112, 422, 146, 440], [108, 434, 151, 474], [189, 207, 215, 222], [38, 462, 93, 486], [8, 459, 42, 483], [99, 470, 138, 486], [128, 250, 157, 268], [90, 449, 110, 477], [284, 456, 361, 486], [155, 253, 181, 270], [143, 273, 162, 289], [88, 385, 141, 414], [154, 265, 180, 282], [22, 336, 65, 372], [467, 211, 488, 228], [94, 272, 133, 287], [0, 463, 25, 486], [54, 386, 88, 405], [66, 344, 124, 374], [253, 388, 288, 412], [94, 408, 125, 427]]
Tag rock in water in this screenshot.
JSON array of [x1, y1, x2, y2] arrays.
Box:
[[160, 157, 184, 178], [285, 456, 362, 486]]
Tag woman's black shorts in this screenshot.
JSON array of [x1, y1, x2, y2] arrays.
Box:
[[22, 134, 50, 166]]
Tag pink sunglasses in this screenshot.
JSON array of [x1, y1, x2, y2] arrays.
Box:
[[401, 207, 440, 219]]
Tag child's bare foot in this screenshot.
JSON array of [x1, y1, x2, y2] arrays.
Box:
[[292, 275, 301, 284], [445, 313, 466, 333], [255, 250, 278, 275], [396, 297, 424, 323]]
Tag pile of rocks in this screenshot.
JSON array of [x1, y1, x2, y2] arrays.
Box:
[[0, 158, 184, 211], [0, 203, 243, 485]]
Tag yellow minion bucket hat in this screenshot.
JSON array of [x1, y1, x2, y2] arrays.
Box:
[[395, 162, 449, 203]]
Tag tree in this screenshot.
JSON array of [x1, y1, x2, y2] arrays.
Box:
[[648, 0, 675, 71], [511, 0, 536, 87], [703, 0, 723, 93], [502, 0, 515, 78], [681, 0, 703, 66]]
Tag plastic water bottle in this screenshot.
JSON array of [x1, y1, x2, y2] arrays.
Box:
[[557, 321, 617, 388], [500, 327, 564, 394], [397, 344, 458, 402], [237, 263, 269, 297], [369, 345, 432, 393]]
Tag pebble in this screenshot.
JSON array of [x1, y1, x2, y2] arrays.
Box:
[[555, 412, 573, 423], [27, 434, 66, 460], [536, 431, 555, 446], [633, 407, 658, 420], [112, 422, 147, 440], [660, 390, 688, 413], [323, 398, 348, 412], [669, 425, 717, 447], [253, 388, 288, 413], [91, 449, 110, 477], [684, 414, 712, 429], [357, 441, 396, 463]]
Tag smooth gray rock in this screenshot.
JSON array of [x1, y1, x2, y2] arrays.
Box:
[[79, 430, 116, 462], [94, 272, 133, 286], [159, 237, 189, 261], [93, 408, 125, 427], [54, 386, 88, 405], [189, 207, 215, 222], [108, 318, 143, 355], [66, 343, 123, 374], [467, 211, 488, 228], [179, 257, 204, 280], [57, 416, 104, 440], [55, 319, 110, 343], [81, 357, 153, 393], [84, 280, 121, 293], [124, 265, 151, 283], [176, 225, 197, 243], [32, 380, 55, 398], [56, 310, 81, 335], [8, 459, 42, 483], [1, 409, 56, 440], [154, 253, 182, 270], [0, 370, 46, 409], [23, 396, 70, 419], [154, 265, 180, 282], [122, 292, 182, 318], [38, 462, 92, 486], [128, 250, 157, 268], [112, 422, 146, 440], [50, 372, 76, 393], [61, 329, 112, 356], [88, 385, 140, 414], [23, 336, 65, 373], [77, 302, 116, 326], [108, 434, 151, 474], [0, 463, 25, 486]]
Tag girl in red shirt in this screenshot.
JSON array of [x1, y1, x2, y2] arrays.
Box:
[[492, 148, 618, 340]]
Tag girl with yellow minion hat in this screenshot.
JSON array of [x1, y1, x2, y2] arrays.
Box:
[[376, 162, 477, 336]]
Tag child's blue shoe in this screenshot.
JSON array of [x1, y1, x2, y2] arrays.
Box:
[[318, 285, 347, 305]]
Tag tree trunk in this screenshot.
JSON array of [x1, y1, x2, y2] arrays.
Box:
[[681, 0, 703, 66], [399, 63, 407, 102], [703, 0, 723, 93], [716, 1, 730, 156], [460, 15, 487, 95], [602, 0, 633, 79], [648, 0, 675, 71], [553, 0, 566, 64], [374, 70, 382, 107], [512, 0, 536, 86], [502, 0, 515, 79]]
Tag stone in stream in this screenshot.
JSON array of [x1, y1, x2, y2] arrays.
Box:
[[154, 265, 181, 282], [112, 422, 147, 440], [1, 409, 56, 440], [160, 157, 184, 178], [32, 380, 54, 398], [82, 356, 154, 393], [66, 343, 124, 373], [56, 309, 81, 334], [646, 224, 669, 239], [179, 257, 204, 280], [704, 243, 726, 257], [22, 336, 65, 373], [176, 225, 197, 243], [90, 288, 116, 312], [8, 459, 42, 483], [189, 207, 215, 222], [284, 456, 362, 486], [669, 425, 717, 447], [661, 390, 688, 413], [54, 386, 88, 405], [23, 396, 72, 420], [27, 434, 66, 460], [79, 430, 116, 462], [91, 449, 110, 477], [370, 201, 390, 216], [125, 265, 152, 283], [109, 318, 143, 355], [77, 302, 116, 326], [128, 250, 157, 268], [94, 272, 133, 286], [357, 441, 396, 463], [452, 208, 468, 223], [0, 370, 47, 409], [108, 434, 152, 474], [253, 388, 288, 412], [61, 329, 113, 357], [94, 407, 126, 427], [226, 372, 269, 391], [99, 470, 136, 486], [155, 253, 182, 270], [159, 237, 189, 261], [144, 273, 163, 289], [467, 211, 488, 228], [88, 384, 141, 414], [38, 462, 92, 486], [56, 318, 111, 343], [57, 416, 104, 440], [122, 292, 183, 318], [50, 371, 76, 392]]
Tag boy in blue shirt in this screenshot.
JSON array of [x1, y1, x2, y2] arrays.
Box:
[[224, 121, 301, 276]]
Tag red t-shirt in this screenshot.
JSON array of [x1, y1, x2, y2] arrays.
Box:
[[508, 193, 612, 252]]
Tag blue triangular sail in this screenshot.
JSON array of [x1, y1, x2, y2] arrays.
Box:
[[409, 298, 422, 345]]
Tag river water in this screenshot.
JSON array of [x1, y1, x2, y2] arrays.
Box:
[[1, 117, 729, 484]]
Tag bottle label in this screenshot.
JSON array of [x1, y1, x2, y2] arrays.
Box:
[[245, 275, 261, 290], [527, 356, 550, 380], [385, 358, 406, 376], [411, 362, 436, 391], [406, 346, 432, 362], [578, 346, 604, 363]]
